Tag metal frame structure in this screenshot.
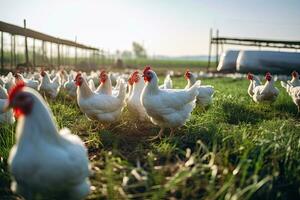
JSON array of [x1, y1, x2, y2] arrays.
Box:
[[207, 28, 300, 70], [0, 20, 99, 71]]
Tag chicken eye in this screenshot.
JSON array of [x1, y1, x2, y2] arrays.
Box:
[[17, 94, 26, 101]]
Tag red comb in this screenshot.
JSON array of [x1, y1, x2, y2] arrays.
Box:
[[185, 69, 190, 75], [100, 70, 106, 76], [247, 73, 253, 80], [8, 81, 25, 103], [143, 66, 151, 74], [128, 77, 134, 85], [132, 70, 139, 77], [41, 70, 46, 77], [75, 73, 82, 80]]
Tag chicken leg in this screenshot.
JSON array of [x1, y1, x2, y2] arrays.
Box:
[[170, 128, 175, 137], [148, 128, 164, 141]]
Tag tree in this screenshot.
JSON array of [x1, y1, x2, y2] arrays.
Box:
[[121, 50, 132, 59], [132, 42, 147, 59]]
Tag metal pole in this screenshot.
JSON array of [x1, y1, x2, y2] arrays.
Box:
[[10, 35, 13, 70], [42, 41, 45, 64], [50, 43, 53, 67], [75, 36, 77, 67], [1, 32, 3, 71], [44, 42, 47, 66], [61, 45, 63, 66], [88, 50, 91, 68], [57, 44, 60, 67], [216, 29, 219, 68], [24, 19, 29, 68], [67, 46, 70, 66], [13, 35, 16, 69], [207, 28, 212, 72], [33, 39, 36, 68]]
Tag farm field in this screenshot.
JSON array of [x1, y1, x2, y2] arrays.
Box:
[[0, 76, 300, 199]]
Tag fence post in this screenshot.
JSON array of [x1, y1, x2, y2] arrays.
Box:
[[60, 45, 63, 67], [207, 28, 212, 72], [50, 42, 53, 67], [57, 44, 60, 68], [33, 39, 36, 68], [75, 36, 77, 67], [1, 31, 3, 72], [215, 29, 219, 68], [24, 19, 29, 69], [42, 40, 45, 64], [10, 34, 14, 71], [13, 35, 16, 69]]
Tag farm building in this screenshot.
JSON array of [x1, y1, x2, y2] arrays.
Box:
[[217, 50, 239, 72], [236, 50, 300, 74], [209, 30, 300, 74], [217, 50, 300, 74]]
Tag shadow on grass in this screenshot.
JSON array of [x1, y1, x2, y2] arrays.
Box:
[[222, 102, 267, 125], [274, 102, 298, 116]]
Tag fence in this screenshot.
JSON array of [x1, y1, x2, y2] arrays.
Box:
[[0, 20, 115, 72]]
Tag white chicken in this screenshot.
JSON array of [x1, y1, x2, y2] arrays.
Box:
[[141, 66, 199, 139], [59, 69, 69, 85], [288, 71, 300, 86], [251, 72, 279, 103], [125, 73, 134, 102], [63, 73, 77, 98], [75, 73, 126, 122], [112, 76, 126, 97], [0, 76, 5, 86], [184, 70, 214, 107], [4, 82, 90, 199], [88, 79, 96, 92], [127, 71, 148, 121], [14, 73, 39, 90], [0, 85, 15, 124], [4, 72, 16, 92], [95, 71, 124, 97], [247, 73, 262, 97], [159, 74, 173, 89], [38, 71, 61, 99], [95, 71, 112, 95], [0, 84, 8, 98], [284, 83, 300, 113], [281, 71, 300, 92]]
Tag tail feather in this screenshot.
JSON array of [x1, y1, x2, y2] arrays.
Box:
[[88, 80, 96, 91], [281, 81, 287, 89], [117, 80, 126, 103], [187, 80, 200, 98], [52, 75, 61, 85]]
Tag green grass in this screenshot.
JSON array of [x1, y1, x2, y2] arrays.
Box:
[[122, 59, 210, 73], [0, 50, 211, 74], [0, 77, 300, 199]]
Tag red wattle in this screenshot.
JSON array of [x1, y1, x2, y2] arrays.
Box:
[[13, 107, 24, 118]]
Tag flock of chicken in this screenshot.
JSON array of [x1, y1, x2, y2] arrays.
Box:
[[0, 66, 299, 199], [247, 71, 300, 112], [0, 66, 216, 199]]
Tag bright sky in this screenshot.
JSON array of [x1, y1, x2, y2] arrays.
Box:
[[0, 0, 299, 56]]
